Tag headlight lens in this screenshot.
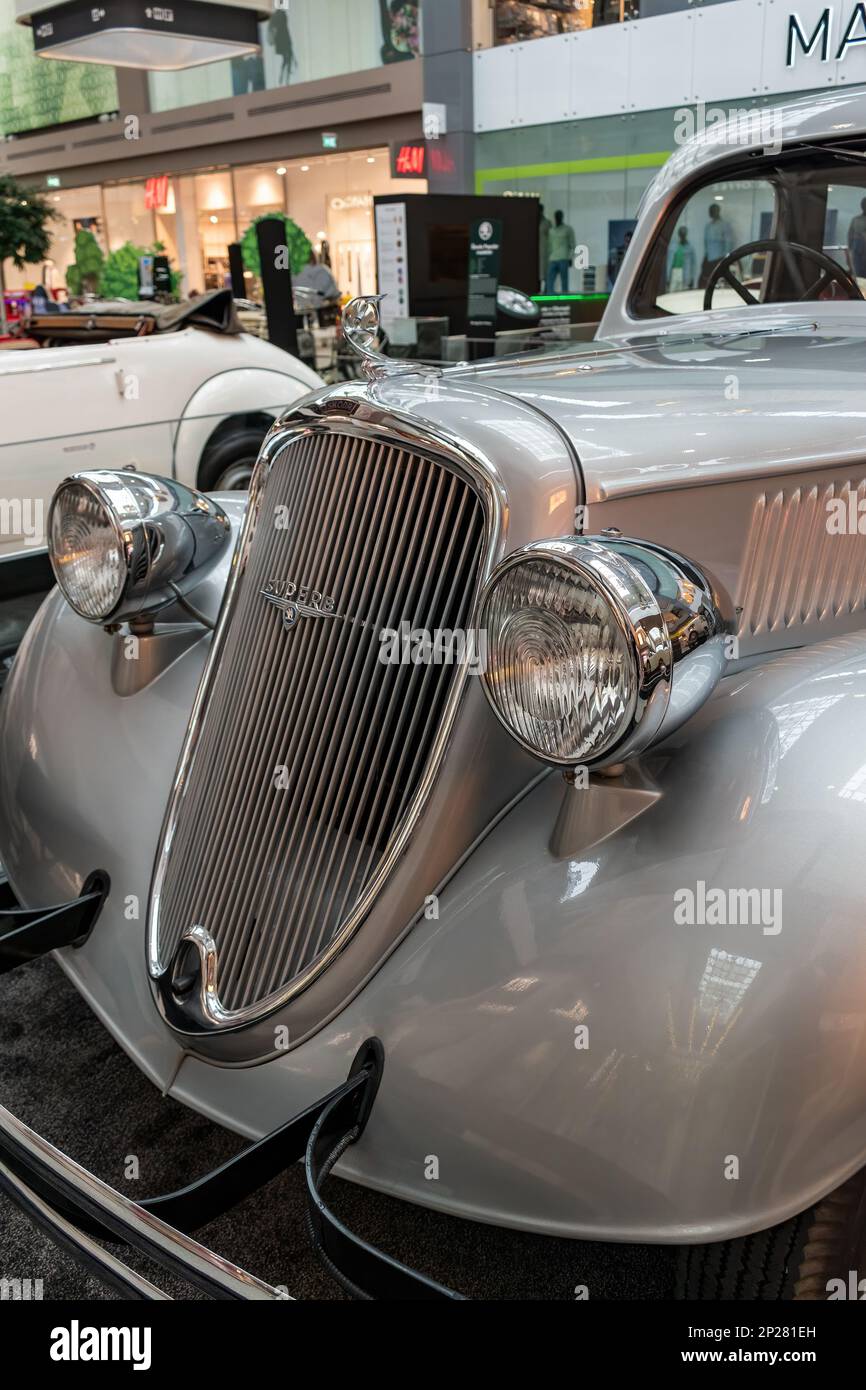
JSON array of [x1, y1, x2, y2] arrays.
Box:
[[481, 554, 639, 763], [479, 537, 711, 767], [49, 479, 127, 621], [48, 469, 231, 626]]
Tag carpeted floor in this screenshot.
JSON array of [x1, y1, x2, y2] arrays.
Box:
[[0, 955, 677, 1301]]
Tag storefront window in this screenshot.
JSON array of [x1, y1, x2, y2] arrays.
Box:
[[103, 183, 155, 254], [229, 150, 425, 300], [232, 165, 286, 296], [153, 178, 202, 298], [477, 109, 668, 291], [194, 172, 237, 291], [22, 185, 106, 297], [22, 147, 424, 302], [148, 0, 421, 115]]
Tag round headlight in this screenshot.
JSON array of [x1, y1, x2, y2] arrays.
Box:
[[48, 470, 231, 626], [49, 478, 127, 622], [478, 536, 732, 768]]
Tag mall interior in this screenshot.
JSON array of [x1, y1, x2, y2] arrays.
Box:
[[0, 0, 847, 312]]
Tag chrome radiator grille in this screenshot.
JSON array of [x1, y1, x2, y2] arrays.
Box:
[[153, 426, 486, 1020]]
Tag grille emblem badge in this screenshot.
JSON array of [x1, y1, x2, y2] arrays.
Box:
[[261, 580, 337, 632]]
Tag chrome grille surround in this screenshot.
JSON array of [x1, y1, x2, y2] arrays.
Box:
[[147, 394, 504, 1034]]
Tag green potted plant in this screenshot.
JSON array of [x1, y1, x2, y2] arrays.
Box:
[[65, 228, 105, 299], [240, 214, 312, 283], [100, 240, 180, 301]]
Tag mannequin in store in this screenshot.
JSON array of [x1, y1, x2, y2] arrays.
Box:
[[699, 202, 734, 287], [847, 198, 866, 277], [294, 250, 340, 300], [539, 203, 551, 292], [667, 226, 696, 291], [546, 210, 576, 294]]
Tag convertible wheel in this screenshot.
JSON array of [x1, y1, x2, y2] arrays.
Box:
[[676, 1170, 866, 1299], [197, 427, 267, 492]]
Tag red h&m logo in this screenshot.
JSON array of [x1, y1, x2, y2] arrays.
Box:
[[395, 144, 426, 176], [144, 176, 170, 210]]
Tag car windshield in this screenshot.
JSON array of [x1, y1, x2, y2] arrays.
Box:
[[632, 142, 866, 319]]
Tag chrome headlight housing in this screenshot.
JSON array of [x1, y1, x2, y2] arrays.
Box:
[[48, 470, 231, 625], [478, 535, 734, 768]]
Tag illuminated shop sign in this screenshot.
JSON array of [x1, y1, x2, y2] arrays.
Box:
[[391, 143, 455, 178], [330, 194, 373, 210], [144, 175, 169, 210], [786, 4, 866, 65], [393, 143, 425, 177]]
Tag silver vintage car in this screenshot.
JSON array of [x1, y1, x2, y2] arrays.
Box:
[[2, 88, 866, 1301]]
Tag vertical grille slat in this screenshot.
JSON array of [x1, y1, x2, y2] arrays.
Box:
[[318, 484, 477, 945], [153, 427, 486, 1021], [271, 465, 447, 990], [165, 431, 330, 939], [195, 432, 369, 986], [233, 447, 427, 1004]]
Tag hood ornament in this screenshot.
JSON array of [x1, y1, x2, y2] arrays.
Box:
[[342, 295, 392, 377], [342, 295, 441, 380]]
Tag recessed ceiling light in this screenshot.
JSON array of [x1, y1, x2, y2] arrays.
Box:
[[366, 156, 375, 164], [300, 164, 310, 172], [276, 166, 287, 176], [209, 214, 219, 224]]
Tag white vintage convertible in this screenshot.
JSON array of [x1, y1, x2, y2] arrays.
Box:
[[0, 290, 321, 557], [2, 89, 866, 1300]]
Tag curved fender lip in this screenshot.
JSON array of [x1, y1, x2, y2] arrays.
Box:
[[169, 632, 866, 1243]]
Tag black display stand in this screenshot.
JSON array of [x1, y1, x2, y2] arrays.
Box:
[[228, 242, 246, 301], [255, 217, 299, 357], [467, 218, 502, 361]]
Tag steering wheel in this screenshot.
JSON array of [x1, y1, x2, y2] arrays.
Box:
[[703, 238, 863, 310]]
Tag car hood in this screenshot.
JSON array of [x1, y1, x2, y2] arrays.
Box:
[[457, 314, 866, 502]]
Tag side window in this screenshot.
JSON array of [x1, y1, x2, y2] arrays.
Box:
[[654, 179, 777, 316]]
